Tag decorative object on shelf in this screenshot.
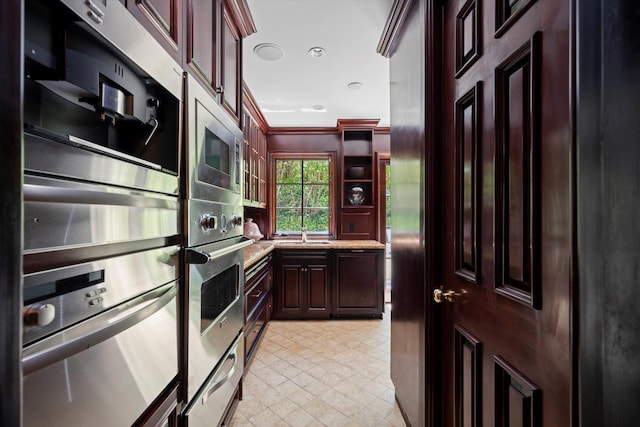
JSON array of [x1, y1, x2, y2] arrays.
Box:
[[346, 166, 366, 179], [243, 218, 263, 240], [348, 186, 365, 205]]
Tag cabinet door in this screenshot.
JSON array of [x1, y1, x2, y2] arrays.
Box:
[[221, 2, 241, 120], [278, 263, 303, 316], [127, 0, 182, 63], [306, 264, 330, 317], [274, 251, 330, 319], [187, 0, 215, 85], [333, 250, 383, 317]]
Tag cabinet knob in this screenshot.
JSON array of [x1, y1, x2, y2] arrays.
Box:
[[215, 86, 224, 95]]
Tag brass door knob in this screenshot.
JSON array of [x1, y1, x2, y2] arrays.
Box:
[[433, 288, 462, 303]]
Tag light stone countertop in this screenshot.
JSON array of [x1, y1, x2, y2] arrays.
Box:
[[243, 239, 385, 269]]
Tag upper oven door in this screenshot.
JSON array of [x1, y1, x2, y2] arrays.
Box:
[[187, 74, 242, 202]]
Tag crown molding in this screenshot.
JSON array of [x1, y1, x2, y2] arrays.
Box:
[[377, 0, 415, 57]]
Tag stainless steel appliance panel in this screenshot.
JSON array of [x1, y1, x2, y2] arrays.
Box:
[[59, 0, 183, 98], [186, 74, 243, 203], [186, 198, 244, 248], [24, 175, 179, 253], [23, 245, 180, 345], [24, 131, 178, 195], [185, 237, 252, 401], [23, 282, 179, 427], [183, 334, 244, 427]]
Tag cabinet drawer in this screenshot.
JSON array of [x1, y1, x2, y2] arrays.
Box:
[[245, 266, 270, 320], [245, 302, 268, 363]]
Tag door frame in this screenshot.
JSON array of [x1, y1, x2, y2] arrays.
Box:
[[376, 152, 391, 244]]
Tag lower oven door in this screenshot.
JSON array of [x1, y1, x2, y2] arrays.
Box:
[[185, 236, 252, 401], [183, 333, 244, 427], [22, 281, 178, 427]]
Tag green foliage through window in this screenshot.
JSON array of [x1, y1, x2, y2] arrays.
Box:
[[275, 159, 330, 233]]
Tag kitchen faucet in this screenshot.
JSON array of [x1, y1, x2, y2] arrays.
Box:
[[301, 227, 307, 243]]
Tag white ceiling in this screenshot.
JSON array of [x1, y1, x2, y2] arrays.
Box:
[[243, 0, 393, 128]]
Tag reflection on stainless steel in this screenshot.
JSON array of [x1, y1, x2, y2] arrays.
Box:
[[23, 282, 179, 427], [60, 0, 183, 98], [22, 1, 183, 426], [23, 245, 179, 345], [24, 131, 178, 195], [68, 134, 162, 170], [185, 237, 246, 402], [24, 175, 179, 253], [183, 335, 244, 427], [185, 74, 243, 246]]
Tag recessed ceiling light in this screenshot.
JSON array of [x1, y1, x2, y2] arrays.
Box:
[[347, 81, 364, 90], [253, 43, 285, 61], [301, 105, 327, 113], [308, 47, 326, 58]]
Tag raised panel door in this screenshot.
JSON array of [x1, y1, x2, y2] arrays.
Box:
[[221, 2, 241, 120], [128, 0, 181, 62], [440, 0, 572, 426], [187, 0, 215, 85], [333, 250, 383, 317]]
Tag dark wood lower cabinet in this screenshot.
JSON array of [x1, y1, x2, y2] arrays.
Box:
[[244, 255, 272, 365], [273, 251, 331, 320], [272, 248, 384, 319], [332, 250, 384, 318]]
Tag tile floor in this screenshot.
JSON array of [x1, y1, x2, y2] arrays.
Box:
[[230, 306, 406, 426]]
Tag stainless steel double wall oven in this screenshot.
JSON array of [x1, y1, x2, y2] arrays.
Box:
[[23, 0, 183, 425], [181, 74, 251, 426]]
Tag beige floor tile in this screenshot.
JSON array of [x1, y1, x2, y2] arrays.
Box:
[[231, 306, 406, 426]]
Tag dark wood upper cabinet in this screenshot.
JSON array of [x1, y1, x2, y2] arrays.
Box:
[[185, 0, 255, 124], [127, 0, 183, 63], [338, 119, 380, 240], [242, 84, 268, 208], [186, 0, 216, 87], [221, 3, 241, 119]]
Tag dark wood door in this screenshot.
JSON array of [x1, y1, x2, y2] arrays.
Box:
[[440, 0, 573, 425]]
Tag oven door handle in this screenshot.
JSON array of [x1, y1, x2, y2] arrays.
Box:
[[202, 352, 238, 404], [186, 239, 254, 264], [22, 282, 177, 375]]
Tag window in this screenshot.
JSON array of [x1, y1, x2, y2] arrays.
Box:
[[272, 154, 334, 236]]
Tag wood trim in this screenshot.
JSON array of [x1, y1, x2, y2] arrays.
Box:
[[267, 152, 338, 239], [494, 356, 541, 427], [377, 0, 415, 57], [222, 0, 257, 38], [268, 127, 340, 136], [336, 118, 380, 131], [455, 0, 482, 78], [1, 0, 23, 424], [454, 82, 482, 284], [495, 0, 538, 38], [494, 32, 542, 309], [135, 0, 180, 50], [242, 82, 269, 132], [377, 153, 391, 244], [454, 326, 482, 427], [268, 125, 389, 136]]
